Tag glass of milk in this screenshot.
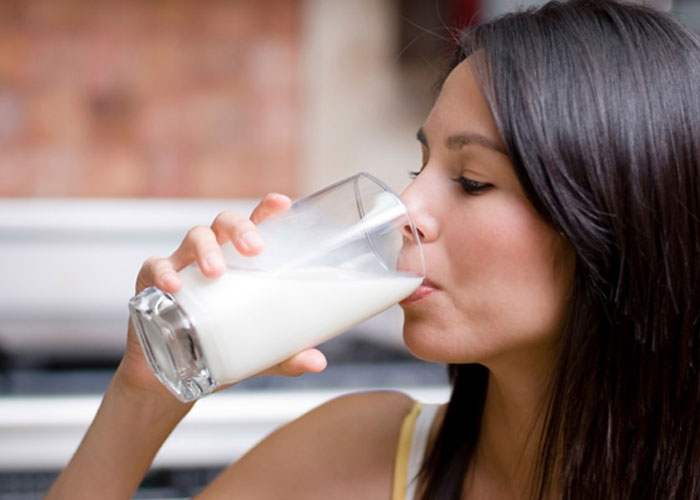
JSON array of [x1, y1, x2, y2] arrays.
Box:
[[128, 173, 425, 402]]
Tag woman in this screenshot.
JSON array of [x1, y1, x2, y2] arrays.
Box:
[[46, 1, 700, 498]]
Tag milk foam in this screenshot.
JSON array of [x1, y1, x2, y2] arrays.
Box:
[[174, 266, 422, 382]]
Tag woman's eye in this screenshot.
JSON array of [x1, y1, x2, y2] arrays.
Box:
[[408, 170, 421, 179], [451, 176, 493, 195]]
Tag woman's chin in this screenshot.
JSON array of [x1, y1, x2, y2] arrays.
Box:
[[402, 321, 485, 365], [403, 331, 462, 365]]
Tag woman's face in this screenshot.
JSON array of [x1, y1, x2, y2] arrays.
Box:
[[399, 58, 574, 367]]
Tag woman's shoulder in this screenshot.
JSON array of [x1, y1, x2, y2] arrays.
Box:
[[307, 389, 416, 427], [271, 389, 417, 456], [195, 390, 415, 500]]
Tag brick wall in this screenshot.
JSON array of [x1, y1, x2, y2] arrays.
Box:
[[0, 0, 301, 198]]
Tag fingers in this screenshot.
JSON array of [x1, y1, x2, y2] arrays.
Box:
[[250, 193, 292, 224], [136, 256, 182, 294], [138, 220, 230, 293], [136, 239, 214, 295], [281, 348, 328, 375], [210, 211, 264, 257], [139, 193, 293, 294], [215, 348, 327, 394], [260, 349, 328, 377], [208, 194, 291, 257], [170, 225, 226, 278]]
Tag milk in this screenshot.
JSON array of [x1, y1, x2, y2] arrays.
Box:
[[174, 266, 422, 383]]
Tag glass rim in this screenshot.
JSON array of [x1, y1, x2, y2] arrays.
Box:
[[297, 172, 425, 278]]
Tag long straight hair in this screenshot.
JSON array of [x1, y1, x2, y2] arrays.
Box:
[[419, 1, 700, 498]]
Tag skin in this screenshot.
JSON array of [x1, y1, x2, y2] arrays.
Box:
[[46, 57, 573, 500]]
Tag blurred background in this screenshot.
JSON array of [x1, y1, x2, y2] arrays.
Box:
[[0, 0, 697, 498]]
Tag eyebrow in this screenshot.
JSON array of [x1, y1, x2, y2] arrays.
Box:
[[416, 127, 507, 156]]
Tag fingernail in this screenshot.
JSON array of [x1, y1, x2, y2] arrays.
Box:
[[205, 251, 224, 271], [242, 231, 264, 250], [160, 272, 179, 290], [270, 193, 289, 203]]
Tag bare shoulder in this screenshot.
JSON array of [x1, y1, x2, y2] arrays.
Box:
[[195, 390, 415, 500]]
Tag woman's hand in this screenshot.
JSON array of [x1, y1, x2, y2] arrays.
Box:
[[114, 193, 328, 403], [46, 194, 330, 500]]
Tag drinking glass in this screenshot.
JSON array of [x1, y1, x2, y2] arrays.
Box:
[[128, 173, 425, 402]]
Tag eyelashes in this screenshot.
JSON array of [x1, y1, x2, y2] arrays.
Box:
[[408, 170, 493, 195], [450, 176, 492, 195]]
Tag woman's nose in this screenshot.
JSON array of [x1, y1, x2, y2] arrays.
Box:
[[400, 183, 439, 243]]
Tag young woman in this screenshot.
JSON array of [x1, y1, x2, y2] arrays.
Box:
[[46, 1, 700, 498]]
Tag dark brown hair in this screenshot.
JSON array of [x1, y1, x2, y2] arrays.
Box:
[[419, 1, 700, 498]]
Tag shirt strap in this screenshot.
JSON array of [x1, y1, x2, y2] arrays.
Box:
[[392, 401, 424, 500]]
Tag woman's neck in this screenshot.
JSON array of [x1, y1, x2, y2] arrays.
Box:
[[473, 344, 558, 498]]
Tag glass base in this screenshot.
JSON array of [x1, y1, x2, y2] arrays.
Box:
[[128, 287, 217, 402]]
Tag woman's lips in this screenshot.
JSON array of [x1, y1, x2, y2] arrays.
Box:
[[400, 279, 438, 305]]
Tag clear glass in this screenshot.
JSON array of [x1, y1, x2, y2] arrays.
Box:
[[128, 172, 425, 402]]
